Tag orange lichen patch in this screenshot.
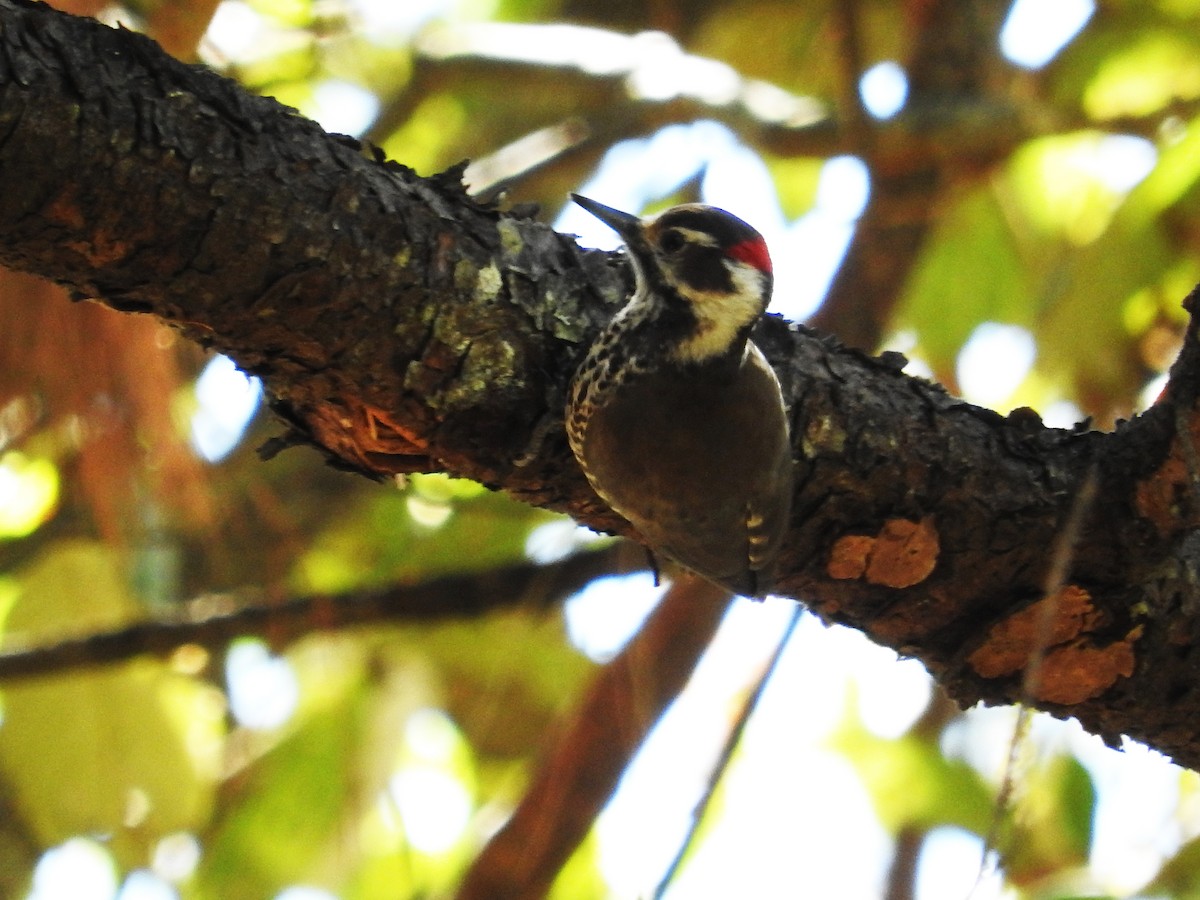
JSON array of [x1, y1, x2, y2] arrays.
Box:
[[868, 518, 939, 587], [44, 188, 135, 267], [968, 585, 1098, 679], [827, 518, 940, 589], [68, 233, 134, 268], [363, 405, 430, 454], [1032, 627, 1142, 705], [43, 185, 85, 230], [1134, 452, 1191, 537], [307, 399, 432, 473], [827, 535, 874, 580]]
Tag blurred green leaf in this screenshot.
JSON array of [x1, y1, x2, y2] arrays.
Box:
[[831, 703, 994, 835], [1004, 755, 1096, 885], [0, 541, 223, 861], [1027, 119, 1200, 407], [764, 154, 824, 220], [550, 831, 609, 900], [1005, 134, 1127, 243], [404, 609, 593, 761], [1123, 115, 1200, 226], [381, 93, 469, 177], [234, 43, 319, 94], [197, 707, 360, 899], [1084, 29, 1200, 119], [248, 0, 315, 28], [1144, 833, 1200, 898], [691, 3, 830, 90], [296, 480, 552, 594], [897, 187, 1029, 381], [0, 452, 59, 539]]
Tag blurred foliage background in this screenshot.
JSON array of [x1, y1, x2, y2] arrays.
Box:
[[4, 0, 1200, 897]]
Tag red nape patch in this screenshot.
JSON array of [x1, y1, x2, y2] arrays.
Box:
[[728, 237, 772, 273]]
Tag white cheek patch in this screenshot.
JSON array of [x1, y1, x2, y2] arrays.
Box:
[[667, 263, 767, 363]]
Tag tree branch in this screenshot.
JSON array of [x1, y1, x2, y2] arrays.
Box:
[[4, 1, 1200, 769], [455, 574, 732, 900], [0, 546, 632, 681], [810, 0, 1016, 351]]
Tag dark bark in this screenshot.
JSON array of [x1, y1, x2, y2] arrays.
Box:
[[3, 1, 1200, 768]]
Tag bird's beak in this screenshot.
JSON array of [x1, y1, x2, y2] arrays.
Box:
[[570, 194, 642, 241]]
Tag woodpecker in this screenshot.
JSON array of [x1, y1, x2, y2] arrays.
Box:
[[566, 194, 794, 596]]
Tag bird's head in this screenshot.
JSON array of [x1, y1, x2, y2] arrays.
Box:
[[571, 194, 773, 364]]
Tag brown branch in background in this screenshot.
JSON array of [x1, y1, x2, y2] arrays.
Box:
[[0, 273, 211, 540], [884, 826, 923, 900], [0, 776, 41, 900], [465, 117, 594, 202], [0, 546, 633, 682], [455, 573, 733, 900], [140, 0, 220, 61], [1095, 97, 1200, 137], [374, 36, 842, 159], [0, 0, 221, 538], [831, 0, 872, 156], [810, 0, 1013, 352], [882, 686, 960, 900]]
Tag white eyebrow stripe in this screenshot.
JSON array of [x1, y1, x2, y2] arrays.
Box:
[[663, 226, 718, 247]]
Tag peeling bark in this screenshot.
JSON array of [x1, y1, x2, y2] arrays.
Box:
[[4, 1, 1200, 768]]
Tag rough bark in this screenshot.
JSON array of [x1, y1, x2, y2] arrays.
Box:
[[3, 1, 1200, 768]]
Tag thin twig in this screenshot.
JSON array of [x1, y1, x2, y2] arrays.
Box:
[[652, 603, 806, 899], [973, 465, 1098, 893], [1020, 467, 1099, 702]]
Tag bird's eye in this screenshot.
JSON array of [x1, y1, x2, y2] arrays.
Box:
[[658, 229, 685, 254]]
